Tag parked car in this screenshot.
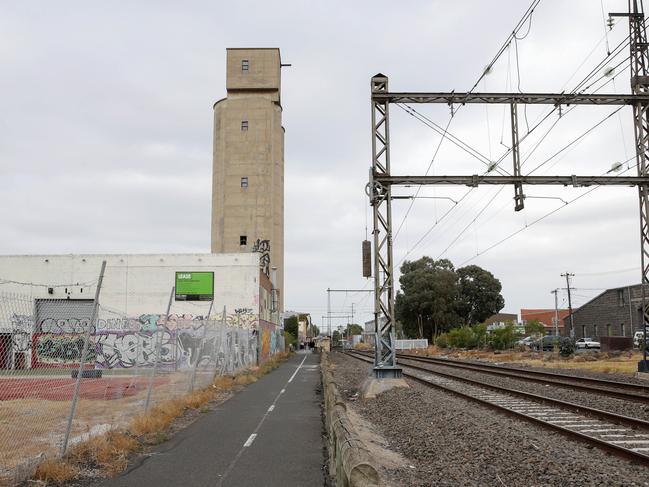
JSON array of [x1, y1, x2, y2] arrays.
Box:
[[575, 337, 600, 350], [516, 336, 536, 347], [533, 335, 561, 351]]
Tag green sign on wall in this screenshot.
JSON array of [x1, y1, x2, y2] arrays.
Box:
[[175, 272, 214, 301]]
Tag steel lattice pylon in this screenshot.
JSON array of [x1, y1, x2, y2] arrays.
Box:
[[369, 74, 401, 378], [369, 1, 649, 373], [627, 0, 649, 366]]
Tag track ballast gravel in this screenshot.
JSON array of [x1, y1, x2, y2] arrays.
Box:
[[396, 356, 649, 422], [330, 351, 649, 487]]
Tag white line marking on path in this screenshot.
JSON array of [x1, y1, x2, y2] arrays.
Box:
[[288, 354, 308, 383], [215, 354, 311, 486]]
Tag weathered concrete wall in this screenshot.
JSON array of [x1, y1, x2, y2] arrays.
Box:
[[0, 253, 285, 369], [322, 353, 379, 487], [0, 253, 260, 320]]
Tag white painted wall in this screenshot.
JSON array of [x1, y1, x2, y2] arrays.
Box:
[[0, 253, 260, 329]]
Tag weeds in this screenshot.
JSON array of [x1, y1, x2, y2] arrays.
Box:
[[33, 459, 78, 485]]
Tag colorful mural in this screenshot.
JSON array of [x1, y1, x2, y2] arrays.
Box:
[[258, 321, 283, 364]]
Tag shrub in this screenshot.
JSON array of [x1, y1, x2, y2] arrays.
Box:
[[488, 323, 521, 350], [435, 333, 449, 348], [447, 326, 478, 349]]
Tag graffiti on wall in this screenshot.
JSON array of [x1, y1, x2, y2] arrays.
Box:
[[258, 321, 282, 363], [8, 311, 266, 370], [40, 318, 94, 334], [94, 329, 177, 369], [10, 314, 33, 332], [227, 309, 257, 329], [252, 239, 271, 277], [32, 334, 96, 368]]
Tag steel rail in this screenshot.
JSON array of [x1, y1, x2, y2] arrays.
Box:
[[393, 353, 649, 402], [345, 351, 649, 465]]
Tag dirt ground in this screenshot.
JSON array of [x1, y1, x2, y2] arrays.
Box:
[[0, 369, 207, 485]]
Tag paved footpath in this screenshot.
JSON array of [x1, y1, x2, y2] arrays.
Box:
[[100, 351, 324, 487]]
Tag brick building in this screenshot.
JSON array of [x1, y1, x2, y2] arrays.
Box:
[[520, 309, 570, 335], [566, 284, 644, 339]]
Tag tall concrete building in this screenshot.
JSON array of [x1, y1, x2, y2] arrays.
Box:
[[211, 48, 284, 310]]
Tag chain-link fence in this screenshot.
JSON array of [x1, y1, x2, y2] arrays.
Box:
[[0, 287, 274, 485]]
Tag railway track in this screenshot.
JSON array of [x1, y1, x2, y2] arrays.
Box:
[[345, 350, 649, 465], [392, 352, 649, 402]]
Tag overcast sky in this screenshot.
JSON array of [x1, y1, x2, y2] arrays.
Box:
[[0, 0, 644, 330]]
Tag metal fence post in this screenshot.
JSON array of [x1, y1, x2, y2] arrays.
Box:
[[60, 260, 106, 457], [144, 287, 174, 413], [190, 301, 213, 392]]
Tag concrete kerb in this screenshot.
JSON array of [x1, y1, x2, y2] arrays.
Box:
[[321, 353, 380, 487]]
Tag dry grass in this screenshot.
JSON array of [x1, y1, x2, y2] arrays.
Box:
[[418, 346, 644, 376], [234, 373, 258, 386], [67, 430, 138, 476], [130, 398, 186, 437], [26, 351, 293, 484], [33, 459, 78, 485]]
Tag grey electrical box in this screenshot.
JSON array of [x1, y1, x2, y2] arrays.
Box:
[[362, 240, 372, 277]]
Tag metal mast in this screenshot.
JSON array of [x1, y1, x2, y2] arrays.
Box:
[[369, 2, 649, 373], [629, 0, 649, 367], [369, 74, 401, 378]]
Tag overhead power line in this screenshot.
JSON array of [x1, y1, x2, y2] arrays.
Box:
[[393, 0, 542, 240], [458, 156, 639, 266]]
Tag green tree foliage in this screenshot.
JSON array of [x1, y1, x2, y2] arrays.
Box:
[[395, 257, 460, 339], [284, 331, 297, 347], [345, 324, 363, 336], [524, 319, 546, 337], [396, 257, 505, 339], [332, 330, 341, 346], [456, 265, 505, 325], [284, 315, 298, 338], [488, 322, 522, 350], [435, 322, 488, 349]]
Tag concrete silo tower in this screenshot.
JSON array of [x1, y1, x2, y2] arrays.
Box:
[[211, 48, 284, 310]]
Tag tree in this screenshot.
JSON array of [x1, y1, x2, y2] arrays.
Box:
[[284, 315, 298, 338], [345, 323, 363, 336], [456, 265, 505, 325], [524, 319, 546, 337], [284, 331, 297, 348], [395, 257, 460, 340], [332, 330, 341, 346]]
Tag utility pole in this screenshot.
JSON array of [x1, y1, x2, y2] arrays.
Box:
[[551, 289, 559, 336], [327, 288, 331, 338], [561, 273, 575, 337]]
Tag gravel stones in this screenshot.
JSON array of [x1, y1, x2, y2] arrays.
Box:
[[329, 351, 649, 487]]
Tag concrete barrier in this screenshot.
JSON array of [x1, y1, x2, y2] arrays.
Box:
[[321, 353, 379, 487]]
